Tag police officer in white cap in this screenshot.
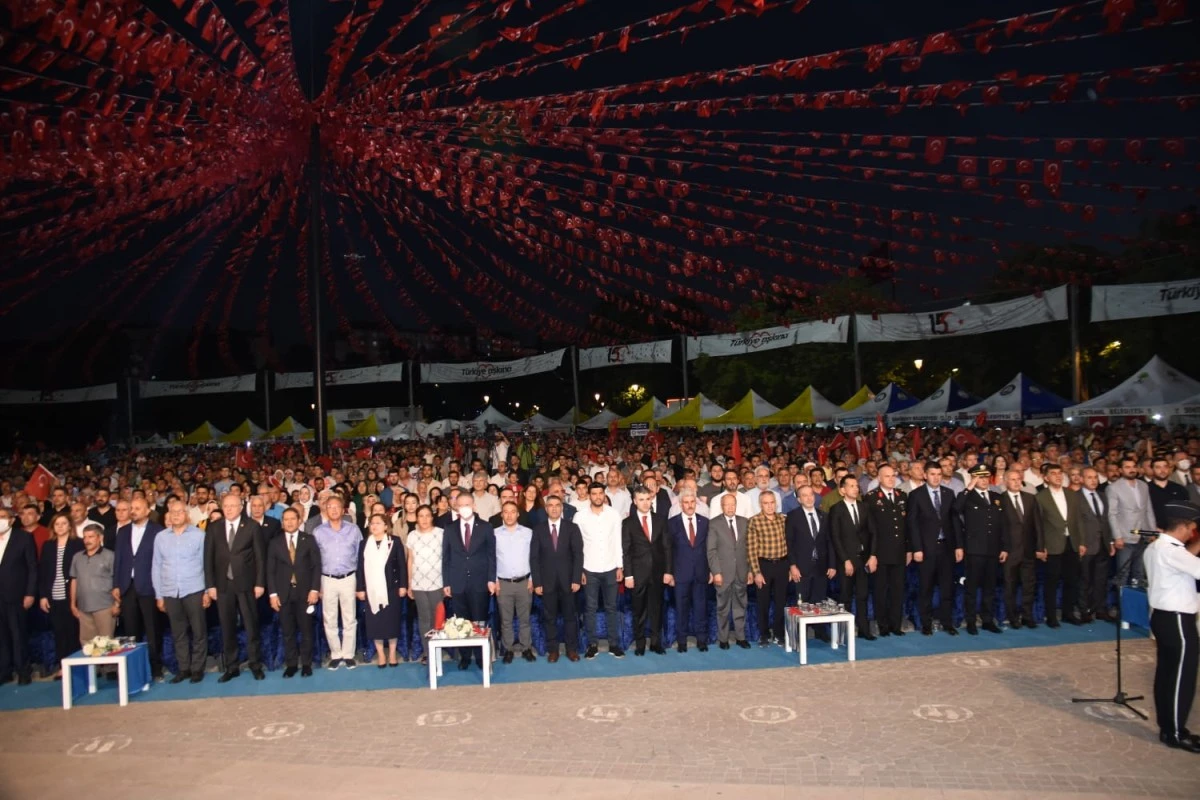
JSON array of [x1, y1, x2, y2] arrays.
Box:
[[1143, 499, 1200, 752]]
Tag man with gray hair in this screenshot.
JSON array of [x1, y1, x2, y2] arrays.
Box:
[[708, 493, 750, 649], [744, 466, 781, 516], [204, 494, 266, 682]]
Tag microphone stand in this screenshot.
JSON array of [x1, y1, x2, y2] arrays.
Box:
[[1070, 534, 1153, 719]]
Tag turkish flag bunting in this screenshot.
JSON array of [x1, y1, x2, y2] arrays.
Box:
[[947, 427, 982, 451], [24, 463, 57, 501], [731, 429, 743, 465]]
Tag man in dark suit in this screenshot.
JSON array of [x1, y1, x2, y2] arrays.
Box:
[[664, 491, 710, 652], [1076, 467, 1114, 623], [442, 493, 497, 669], [204, 494, 266, 681], [643, 473, 672, 523], [531, 495, 584, 662], [622, 486, 670, 655], [0, 508, 38, 685], [864, 466, 909, 637], [907, 462, 962, 636], [829, 475, 875, 640], [248, 495, 283, 543], [707, 493, 750, 649], [1033, 463, 1084, 628], [954, 469, 1005, 634], [786, 486, 835, 640], [267, 507, 322, 677], [998, 469, 1039, 628], [111, 496, 165, 678]]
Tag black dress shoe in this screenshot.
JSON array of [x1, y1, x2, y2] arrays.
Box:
[[676, 642, 688, 653], [650, 645, 666, 655], [1160, 732, 1200, 753], [945, 626, 959, 636], [458, 658, 471, 671], [921, 626, 933, 636], [758, 638, 770, 648], [1064, 616, 1083, 626], [1046, 620, 1061, 629], [1024, 619, 1038, 629], [982, 622, 1003, 634], [966, 625, 978, 635], [634, 644, 645, 656], [522, 649, 536, 662], [814, 629, 831, 643], [250, 665, 265, 680], [893, 629, 905, 637], [696, 642, 708, 652], [283, 666, 298, 678], [862, 633, 876, 641], [585, 644, 599, 660], [1079, 613, 1094, 624], [301, 666, 313, 677], [17, 675, 31, 686], [736, 640, 751, 649], [878, 630, 891, 637], [610, 646, 625, 659], [502, 653, 514, 665], [719, 641, 730, 650], [169, 673, 188, 684], [190, 673, 204, 683], [217, 668, 240, 683]]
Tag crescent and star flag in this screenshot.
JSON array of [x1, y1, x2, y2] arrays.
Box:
[[24, 463, 57, 501]]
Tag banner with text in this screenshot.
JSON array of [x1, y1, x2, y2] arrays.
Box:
[[855, 286, 1067, 342], [139, 374, 256, 398], [1091, 278, 1200, 322], [276, 363, 405, 390], [421, 350, 566, 384], [687, 319, 848, 360], [579, 340, 673, 371], [0, 383, 118, 404]]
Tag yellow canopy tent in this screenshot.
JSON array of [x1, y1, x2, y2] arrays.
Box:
[[656, 394, 727, 429], [840, 385, 874, 411], [342, 414, 381, 439], [300, 415, 342, 440], [175, 421, 225, 445], [759, 386, 843, 426], [703, 390, 780, 428], [616, 397, 669, 429], [263, 416, 310, 440], [219, 419, 266, 443]]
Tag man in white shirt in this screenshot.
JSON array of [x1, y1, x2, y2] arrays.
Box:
[[469, 472, 501, 521], [743, 466, 782, 516], [708, 471, 751, 519], [575, 482, 625, 659], [605, 469, 631, 519], [1142, 499, 1200, 752]]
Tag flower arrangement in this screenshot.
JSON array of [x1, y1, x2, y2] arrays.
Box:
[[428, 616, 486, 639], [81, 636, 122, 656]]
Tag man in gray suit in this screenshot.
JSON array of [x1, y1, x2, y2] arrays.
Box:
[[1106, 457, 1156, 586], [707, 494, 750, 649], [1076, 468, 1115, 622], [1188, 464, 1200, 505]]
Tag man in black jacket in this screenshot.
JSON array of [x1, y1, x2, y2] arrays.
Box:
[[863, 466, 909, 637], [954, 469, 1005, 634], [531, 496, 584, 662], [205, 494, 266, 682], [267, 508, 322, 677], [622, 487, 669, 655], [0, 508, 38, 685], [906, 462, 962, 636]]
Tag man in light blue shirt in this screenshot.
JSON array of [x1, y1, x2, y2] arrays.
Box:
[[311, 495, 363, 669], [494, 501, 535, 663], [152, 504, 209, 683]]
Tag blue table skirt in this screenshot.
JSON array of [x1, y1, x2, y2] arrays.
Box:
[[68, 642, 151, 701], [1121, 587, 1149, 629]]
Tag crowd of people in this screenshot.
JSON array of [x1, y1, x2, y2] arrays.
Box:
[[0, 422, 1196, 690]]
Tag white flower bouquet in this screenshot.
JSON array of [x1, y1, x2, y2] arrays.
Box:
[[81, 636, 121, 657], [441, 616, 477, 639]]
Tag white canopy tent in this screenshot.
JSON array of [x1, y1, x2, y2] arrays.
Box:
[[1064, 356, 1200, 419], [833, 383, 919, 427], [579, 408, 620, 430], [887, 378, 979, 425], [507, 413, 571, 432], [466, 405, 519, 431]]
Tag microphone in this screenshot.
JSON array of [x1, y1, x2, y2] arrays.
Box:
[[1129, 529, 1159, 538]]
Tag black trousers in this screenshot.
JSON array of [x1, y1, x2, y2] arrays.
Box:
[[840, 560, 871, 636], [49, 599, 78, 665], [215, 585, 262, 669], [1002, 557, 1037, 625], [120, 589, 164, 675], [541, 583, 580, 652], [0, 599, 31, 680], [873, 562, 906, 633], [629, 575, 663, 646], [164, 592, 207, 676], [918, 544, 956, 629], [1079, 551, 1109, 616], [278, 596, 314, 668], [674, 574, 707, 644], [756, 558, 789, 641], [450, 589, 490, 663], [1044, 546, 1081, 623], [964, 555, 998, 625], [1151, 610, 1199, 739]]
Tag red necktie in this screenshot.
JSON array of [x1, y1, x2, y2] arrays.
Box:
[[464, 522, 471, 550], [641, 514, 650, 541], [550, 523, 558, 552], [688, 517, 695, 547]]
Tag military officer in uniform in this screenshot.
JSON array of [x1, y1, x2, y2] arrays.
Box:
[[954, 467, 1006, 634], [864, 465, 909, 637]]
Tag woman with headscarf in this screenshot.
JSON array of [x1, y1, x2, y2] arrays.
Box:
[[298, 485, 318, 522]]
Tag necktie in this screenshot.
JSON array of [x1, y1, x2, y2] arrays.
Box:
[[464, 522, 472, 550], [288, 534, 296, 585], [728, 517, 737, 542], [932, 490, 941, 513], [227, 522, 236, 548], [226, 522, 235, 579], [550, 523, 558, 552], [849, 503, 858, 526], [1012, 493, 1023, 518], [1090, 492, 1101, 517], [641, 514, 650, 541], [688, 517, 695, 547]]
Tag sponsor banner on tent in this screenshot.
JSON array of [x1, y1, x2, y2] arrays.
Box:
[[276, 363, 405, 390], [331, 407, 391, 430], [421, 349, 565, 384], [1091, 278, 1200, 322], [687, 319, 847, 360], [579, 340, 672, 371], [139, 374, 256, 398], [0, 383, 118, 404], [855, 287, 1067, 342]]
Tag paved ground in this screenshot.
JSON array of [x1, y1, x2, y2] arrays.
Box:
[[1, 636, 1198, 799]]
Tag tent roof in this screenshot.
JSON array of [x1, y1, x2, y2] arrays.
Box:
[[300, 415, 345, 439], [579, 409, 620, 430], [1064, 356, 1200, 418], [509, 413, 571, 431], [656, 394, 727, 429], [555, 407, 581, 426], [833, 384, 918, 426], [175, 421, 225, 445], [951, 373, 1070, 422], [705, 390, 781, 428], [1171, 391, 1200, 416], [219, 419, 266, 443], [617, 397, 670, 428], [887, 378, 980, 424], [263, 416, 310, 440], [840, 385, 874, 411], [760, 386, 843, 425], [470, 405, 519, 429], [342, 414, 381, 438]]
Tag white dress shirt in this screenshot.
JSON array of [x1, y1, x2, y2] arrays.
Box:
[[606, 487, 632, 519], [708, 490, 751, 520], [130, 521, 148, 579], [1144, 535, 1200, 613], [576, 504, 623, 573], [1009, 492, 1025, 517], [1048, 487, 1070, 538], [0, 530, 10, 564]]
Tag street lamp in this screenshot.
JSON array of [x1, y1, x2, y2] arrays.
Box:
[[483, 394, 490, 404], [913, 359, 924, 371], [594, 392, 601, 402], [630, 383, 640, 392]]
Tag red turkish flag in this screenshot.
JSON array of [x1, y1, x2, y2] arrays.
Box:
[[974, 410, 988, 428], [874, 414, 887, 450], [607, 420, 619, 451], [731, 429, 743, 465], [816, 444, 829, 466], [828, 432, 847, 452], [434, 600, 447, 630], [924, 137, 946, 165], [355, 447, 373, 460], [24, 463, 57, 501], [452, 431, 463, 461], [855, 434, 870, 461], [911, 427, 922, 456], [947, 427, 982, 451], [235, 447, 255, 471]]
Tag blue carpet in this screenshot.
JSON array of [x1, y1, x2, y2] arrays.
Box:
[[0, 621, 1140, 712]]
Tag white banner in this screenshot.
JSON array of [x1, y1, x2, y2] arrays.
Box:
[[687, 319, 848, 360], [579, 340, 673, 371], [276, 363, 405, 390], [0, 383, 118, 405], [421, 349, 565, 384], [1091, 278, 1200, 322], [855, 286, 1067, 342], [139, 374, 256, 398]]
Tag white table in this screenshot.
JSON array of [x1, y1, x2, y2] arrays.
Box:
[[783, 611, 856, 665], [61, 648, 150, 710], [427, 635, 492, 689]]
